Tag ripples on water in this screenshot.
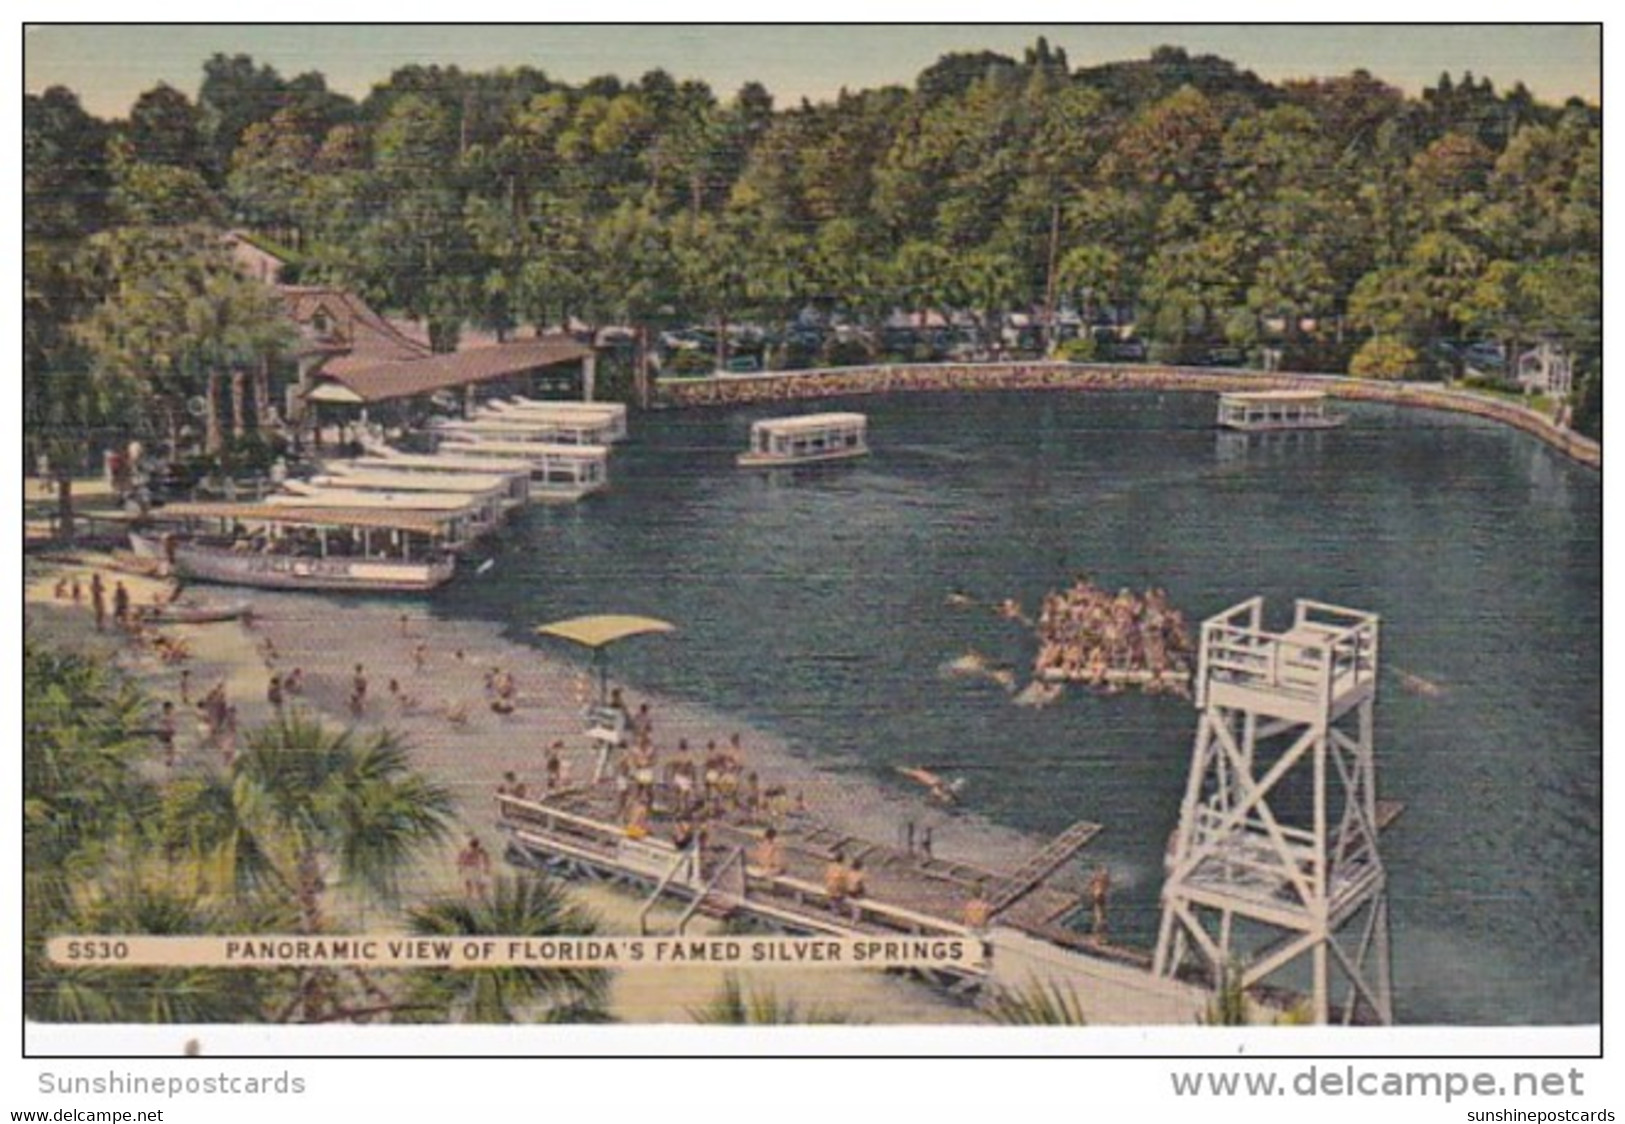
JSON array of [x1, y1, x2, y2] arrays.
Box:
[[437, 390, 1600, 1025]]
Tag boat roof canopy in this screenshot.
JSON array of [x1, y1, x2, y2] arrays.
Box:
[[1219, 390, 1328, 404], [750, 412, 868, 434], [349, 453, 531, 476], [535, 614, 676, 649], [488, 399, 624, 416], [441, 439, 610, 459], [152, 502, 455, 535], [313, 470, 508, 493]]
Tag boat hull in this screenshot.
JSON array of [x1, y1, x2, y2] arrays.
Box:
[[736, 447, 869, 469], [1218, 415, 1348, 433], [131, 533, 454, 593]]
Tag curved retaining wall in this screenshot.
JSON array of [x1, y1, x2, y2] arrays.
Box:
[[653, 362, 1600, 469]]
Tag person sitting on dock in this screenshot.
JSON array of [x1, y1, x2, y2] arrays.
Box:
[[625, 796, 651, 840], [843, 858, 867, 919], [753, 827, 786, 878], [823, 852, 848, 911], [672, 817, 696, 854], [963, 882, 992, 932]]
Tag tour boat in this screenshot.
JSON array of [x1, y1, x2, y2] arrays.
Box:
[[429, 413, 618, 447], [432, 438, 610, 500], [481, 397, 629, 441], [268, 485, 502, 540], [1216, 391, 1347, 432], [130, 503, 459, 592], [335, 451, 534, 506], [308, 467, 522, 513], [737, 413, 869, 468]]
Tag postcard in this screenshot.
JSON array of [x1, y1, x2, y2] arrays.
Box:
[[19, 23, 1601, 1068]]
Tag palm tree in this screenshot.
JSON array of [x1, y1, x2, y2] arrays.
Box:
[[400, 873, 612, 1023], [26, 855, 277, 1024], [1199, 963, 1250, 1026], [169, 708, 456, 1022], [982, 978, 1089, 1025], [689, 974, 864, 1025]]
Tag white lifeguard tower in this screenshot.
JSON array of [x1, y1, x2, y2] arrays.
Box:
[[1154, 597, 1396, 1025]]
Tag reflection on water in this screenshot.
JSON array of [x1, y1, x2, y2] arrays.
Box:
[[438, 391, 1600, 1025]]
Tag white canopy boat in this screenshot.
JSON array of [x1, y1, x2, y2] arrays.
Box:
[[737, 413, 869, 468], [131, 503, 460, 592]]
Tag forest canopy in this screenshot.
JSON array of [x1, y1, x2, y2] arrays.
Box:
[[25, 41, 1602, 434]]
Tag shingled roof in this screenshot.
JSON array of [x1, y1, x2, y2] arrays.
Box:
[[278, 286, 432, 369], [309, 336, 594, 404]]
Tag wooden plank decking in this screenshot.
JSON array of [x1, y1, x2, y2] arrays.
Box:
[[495, 780, 1093, 958]]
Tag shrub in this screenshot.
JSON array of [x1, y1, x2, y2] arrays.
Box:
[[1055, 336, 1098, 363], [1349, 336, 1419, 381]]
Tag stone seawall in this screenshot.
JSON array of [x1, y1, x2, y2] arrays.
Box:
[[653, 362, 1600, 469]]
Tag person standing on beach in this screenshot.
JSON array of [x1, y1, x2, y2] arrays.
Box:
[[413, 643, 428, 674], [457, 837, 491, 900], [350, 664, 368, 718], [112, 580, 130, 627], [267, 673, 284, 713], [90, 573, 106, 632], [546, 741, 563, 791]]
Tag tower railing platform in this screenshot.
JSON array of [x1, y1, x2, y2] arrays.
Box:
[[1197, 597, 1379, 719], [1175, 809, 1387, 929]]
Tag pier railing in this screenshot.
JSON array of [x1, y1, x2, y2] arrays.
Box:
[[1197, 598, 1378, 712]]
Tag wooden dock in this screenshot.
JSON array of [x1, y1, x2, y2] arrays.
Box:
[[495, 779, 1098, 981]]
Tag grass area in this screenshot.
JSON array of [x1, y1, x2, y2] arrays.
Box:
[[1449, 382, 1558, 417]]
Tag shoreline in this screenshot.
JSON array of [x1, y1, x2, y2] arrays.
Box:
[[653, 362, 1601, 469], [24, 568, 1019, 1024]]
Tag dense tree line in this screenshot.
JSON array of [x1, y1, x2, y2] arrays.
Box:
[[26, 42, 1601, 442]]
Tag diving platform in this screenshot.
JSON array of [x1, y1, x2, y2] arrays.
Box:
[[1197, 597, 1379, 722], [1158, 595, 1396, 1026]]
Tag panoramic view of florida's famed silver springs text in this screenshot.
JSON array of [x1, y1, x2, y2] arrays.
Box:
[[21, 25, 1600, 1043]]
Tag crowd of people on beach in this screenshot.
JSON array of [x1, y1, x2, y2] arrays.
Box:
[[51, 570, 192, 663], [1034, 576, 1194, 696]]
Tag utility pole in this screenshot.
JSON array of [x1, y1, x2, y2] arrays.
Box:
[[1042, 200, 1061, 356]]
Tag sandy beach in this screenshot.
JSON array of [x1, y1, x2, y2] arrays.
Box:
[[26, 557, 1036, 1024]]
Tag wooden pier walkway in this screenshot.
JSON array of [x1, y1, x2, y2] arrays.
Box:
[[495, 780, 1098, 976]]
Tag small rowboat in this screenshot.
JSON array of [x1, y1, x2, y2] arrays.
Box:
[[145, 598, 254, 625]]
